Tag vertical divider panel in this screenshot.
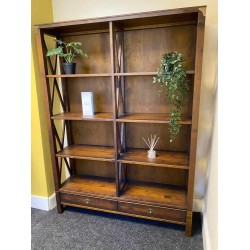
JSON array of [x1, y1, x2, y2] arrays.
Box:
[[115, 25, 127, 190], [121, 30, 126, 153], [35, 28, 63, 213], [109, 21, 120, 196], [116, 25, 126, 153]]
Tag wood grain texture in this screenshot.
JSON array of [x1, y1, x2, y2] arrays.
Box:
[[67, 77, 112, 113], [60, 176, 187, 209], [60, 175, 116, 198], [124, 26, 196, 72], [56, 144, 114, 161], [75, 160, 115, 178], [187, 11, 206, 213], [52, 112, 113, 121], [47, 73, 112, 78], [63, 33, 111, 74], [124, 76, 193, 115], [117, 113, 192, 124], [126, 164, 187, 186], [109, 22, 121, 196], [60, 202, 186, 225], [125, 123, 191, 152], [46, 71, 194, 77], [114, 71, 194, 76], [118, 201, 186, 223], [70, 120, 114, 146], [60, 192, 117, 211], [118, 13, 197, 30], [120, 181, 187, 209], [118, 148, 189, 168], [185, 211, 193, 237]]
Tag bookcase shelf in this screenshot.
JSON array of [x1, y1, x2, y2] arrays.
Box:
[[36, 6, 205, 237], [47, 70, 194, 78], [46, 73, 112, 78], [114, 70, 194, 76], [118, 148, 189, 169], [119, 180, 187, 209], [56, 145, 115, 162], [52, 112, 113, 121], [117, 113, 192, 124], [60, 175, 117, 198]]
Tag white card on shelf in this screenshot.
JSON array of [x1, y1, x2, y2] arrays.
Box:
[[81, 92, 94, 116]]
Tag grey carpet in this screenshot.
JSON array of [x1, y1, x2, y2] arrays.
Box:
[[31, 207, 203, 250]]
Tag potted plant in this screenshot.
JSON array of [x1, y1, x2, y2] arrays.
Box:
[[153, 52, 189, 142], [46, 39, 88, 74]]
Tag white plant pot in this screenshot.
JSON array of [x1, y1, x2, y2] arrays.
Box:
[[147, 150, 156, 159]]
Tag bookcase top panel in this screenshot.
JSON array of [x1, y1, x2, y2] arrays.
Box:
[[35, 6, 206, 34]]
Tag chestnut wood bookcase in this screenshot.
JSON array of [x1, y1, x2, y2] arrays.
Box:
[[35, 6, 205, 237]]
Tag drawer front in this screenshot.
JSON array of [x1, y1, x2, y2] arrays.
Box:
[[118, 202, 186, 223], [60, 193, 117, 211]]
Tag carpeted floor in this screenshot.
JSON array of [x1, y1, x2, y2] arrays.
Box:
[[31, 207, 203, 250]]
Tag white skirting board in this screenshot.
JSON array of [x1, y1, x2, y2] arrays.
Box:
[[31, 193, 56, 211], [202, 214, 211, 250], [194, 199, 212, 250]]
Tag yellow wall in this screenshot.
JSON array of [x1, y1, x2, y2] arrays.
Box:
[[31, 0, 54, 197]]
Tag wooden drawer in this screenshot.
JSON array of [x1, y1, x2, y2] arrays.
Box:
[[60, 192, 117, 211], [118, 201, 186, 223]]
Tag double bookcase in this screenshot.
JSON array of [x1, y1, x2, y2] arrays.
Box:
[[35, 6, 205, 236]]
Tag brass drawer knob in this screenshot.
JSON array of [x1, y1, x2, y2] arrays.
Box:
[[84, 198, 90, 205], [147, 208, 153, 215]]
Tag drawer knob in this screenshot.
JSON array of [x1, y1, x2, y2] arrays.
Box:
[[147, 208, 153, 215], [84, 198, 90, 205]]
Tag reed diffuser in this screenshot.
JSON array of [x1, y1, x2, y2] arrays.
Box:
[[142, 134, 160, 159]]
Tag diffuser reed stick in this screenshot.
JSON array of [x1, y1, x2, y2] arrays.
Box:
[[142, 134, 160, 158]]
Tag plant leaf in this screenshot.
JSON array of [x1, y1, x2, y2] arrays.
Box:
[[46, 46, 63, 56]]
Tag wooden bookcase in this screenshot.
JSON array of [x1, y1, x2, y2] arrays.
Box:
[[35, 6, 205, 237]]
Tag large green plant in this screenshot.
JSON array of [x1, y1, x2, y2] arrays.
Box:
[[46, 39, 88, 63], [153, 52, 189, 142]]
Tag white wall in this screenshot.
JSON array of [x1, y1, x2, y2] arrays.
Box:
[[52, 0, 217, 208], [52, 0, 207, 21], [203, 89, 217, 250]]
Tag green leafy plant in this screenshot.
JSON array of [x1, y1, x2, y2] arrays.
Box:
[[46, 39, 88, 63], [153, 52, 189, 142]]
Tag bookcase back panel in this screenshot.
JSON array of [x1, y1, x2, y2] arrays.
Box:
[[126, 165, 187, 187], [124, 25, 196, 72], [117, 12, 197, 29], [75, 160, 115, 178], [124, 76, 194, 115], [63, 33, 111, 74], [125, 123, 191, 152], [67, 78, 113, 113], [71, 121, 114, 146]]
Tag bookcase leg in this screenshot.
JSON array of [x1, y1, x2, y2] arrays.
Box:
[[56, 192, 63, 214], [185, 211, 193, 237], [57, 204, 64, 214]]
